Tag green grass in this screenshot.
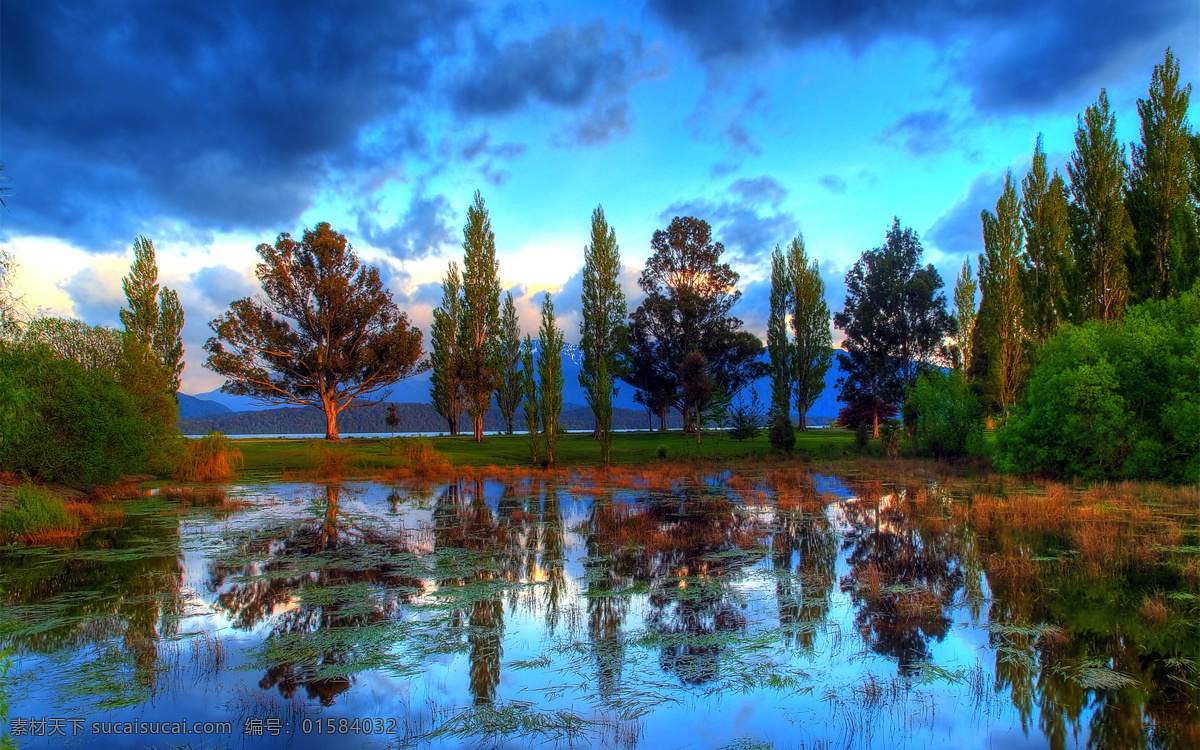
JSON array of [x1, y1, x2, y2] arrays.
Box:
[[0, 484, 79, 540], [234, 428, 865, 474]]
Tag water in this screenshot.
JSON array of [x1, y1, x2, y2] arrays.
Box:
[[0, 472, 1196, 749]]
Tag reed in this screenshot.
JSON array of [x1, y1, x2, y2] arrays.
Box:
[[177, 432, 243, 482]]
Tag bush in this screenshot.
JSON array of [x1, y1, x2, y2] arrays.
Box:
[[0, 346, 148, 484], [177, 432, 243, 482], [995, 289, 1199, 483], [767, 410, 795, 453], [656, 445, 669, 459], [905, 370, 984, 458], [727, 393, 764, 441], [854, 422, 871, 450], [0, 484, 79, 540]]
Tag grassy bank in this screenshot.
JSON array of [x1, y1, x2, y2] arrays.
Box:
[[233, 428, 868, 476]]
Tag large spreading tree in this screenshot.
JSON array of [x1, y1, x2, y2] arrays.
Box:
[[834, 219, 953, 438], [205, 222, 427, 440], [622, 216, 766, 431], [578, 205, 626, 463]]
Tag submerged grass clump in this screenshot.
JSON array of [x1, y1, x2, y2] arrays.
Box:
[[177, 432, 243, 482], [0, 484, 80, 542]]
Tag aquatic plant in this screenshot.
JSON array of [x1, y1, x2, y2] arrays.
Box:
[[176, 431, 242, 482]]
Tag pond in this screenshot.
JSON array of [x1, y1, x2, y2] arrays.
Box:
[[1, 469, 1197, 749]]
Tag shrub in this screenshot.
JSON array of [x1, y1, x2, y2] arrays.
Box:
[[656, 445, 669, 459], [905, 370, 984, 458], [0, 346, 147, 484], [0, 484, 79, 541], [854, 422, 871, 450], [727, 393, 764, 441], [995, 289, 1199, 482], [767, 409, 795, 453], [177, 432, 243, 482]]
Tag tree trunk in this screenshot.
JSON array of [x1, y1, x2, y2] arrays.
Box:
[[473, 413, 484, 443], [798, 404, 807, 432], [872, 410, 879, 440], [323, 397, 340, 440], [657, 408, 667, 432]]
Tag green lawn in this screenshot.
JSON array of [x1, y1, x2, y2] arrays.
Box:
[[234, 428, 867, 475]]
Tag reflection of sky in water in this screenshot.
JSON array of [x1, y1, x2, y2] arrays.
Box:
[[0, 475, 1186, 749]]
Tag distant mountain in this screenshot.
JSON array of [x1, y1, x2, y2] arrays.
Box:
[[179, 401, 683, 436], [188, 344, 847, 425], [178, 394, 232, 419]]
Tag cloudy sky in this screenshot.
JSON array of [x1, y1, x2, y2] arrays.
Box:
[[2, 0, 1196, 394]]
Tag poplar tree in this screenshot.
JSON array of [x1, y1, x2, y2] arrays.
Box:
[[537, 294, 564, 465], [1129, 47, 1195, 301], [579, 206, 626, 464], [767, 246, 792, 421], [952, 260, 977, 375], [979, 171, 1028, 417], [120, 236, 185, 396], [429, 261, 463, 435], [787, 235, 832, 431], [1021, 135, 1075, 343], [1069, 89, 1134, 322], [521, 334, 540, 465], [458, 191, 502, 442], [495, 292, 523, 434]]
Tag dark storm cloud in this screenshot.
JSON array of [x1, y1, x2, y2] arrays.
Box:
[[925, 172, 1007, 260], [356, 193, 458, 262], [662, 177, 799, 265], [645, 0, 1195, 112], [448, 21, 650, 144], [1, 0, 471, 248]]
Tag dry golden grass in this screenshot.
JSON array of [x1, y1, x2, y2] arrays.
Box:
[[1140, 593, 1170, 625], [177, 432, 243, 482]]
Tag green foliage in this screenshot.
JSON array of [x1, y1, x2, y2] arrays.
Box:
[[521, 335, 540, 465], [496, 292, 523, 434], [1021, 135, 1074, 344], [0, 345, 147, 484], [854, 422, 871, 451], [579, 205, 626, 465], [430, 261, 464, 435], [0, 247, 22, 343], [120, 236, 185, 394], [656, 445, 668, 459], [679, 351, 714, 442], [767, 246, 792, 417], [996, 289, 1200, 482], [0, 484, 79, 540], [906, 370, 984, 459], [727, 392, 764, 442], [979, 170, 1030, 416], [205, 222, 427, 440], [787, 235, 833, 430], [0, 645, 12, 750], [951, 259, 977, 373], [767, 409, 795, 453], [385, 403, 400, 437], [457, 191, 502, 442], [21, 317, 122, 371], [537, 294, 565, 464]]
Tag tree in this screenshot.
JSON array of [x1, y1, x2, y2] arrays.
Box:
[[521, 334, 540, 465], [579, 206, 627, 464], [22, 317, 123, 372], [1, 247, 23, 343], [1069, 89, 1135, 322], [386, 403, 399, 438], [951, 260, 977, 375], [495, 292, 523, 434], [429, 262, 464, 435], [767, 246, 792, 420], [787, 235, 832, 431], [727, 391, 764, 441], [537, 294, 564, 465], [1021, 135, 1075, 343], [679, 351, 714, 444], [979, 170, 1029, 417], [457, 191, 502, 443], [623, 216, 766, 432], [906, 370, 984, 459], [204, 222, 427, 440], [120, 236, 185, 396], [834, 219, 953, 438], [1129, 47, 1196, 302]]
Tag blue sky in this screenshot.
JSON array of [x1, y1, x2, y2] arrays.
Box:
[[2, 0, 1197, 394]]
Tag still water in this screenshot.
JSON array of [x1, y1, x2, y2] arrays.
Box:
[[0, 473, 1196, 749]]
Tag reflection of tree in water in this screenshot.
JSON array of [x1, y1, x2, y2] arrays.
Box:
[[208, 483, 423, 706], [587, 488, 769, 686], [838, 480, 964, 674], [771, 477, 836, 652], [0, 505, 184, 694]]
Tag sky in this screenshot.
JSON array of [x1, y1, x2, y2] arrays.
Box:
[[2, 0, 1197, 395]]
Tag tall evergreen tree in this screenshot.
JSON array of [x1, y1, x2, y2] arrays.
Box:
[[579, 206, 626, 464], [1069, 89, 1135, 322], [537, 294, 564, 466], [952, 260, 977, 375], [787, 235, 832, 431], [429, 262, 463, 435], [495, 292, 523, 434], [1021, 135, 1075, 343], [767, 246, 792, 422], [1129, 47, 1195, 302], [458, 191, 502, 442], [979, 171, 1029, 417], [834, 219, 952, 438], [521, 334, 539, 465]]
